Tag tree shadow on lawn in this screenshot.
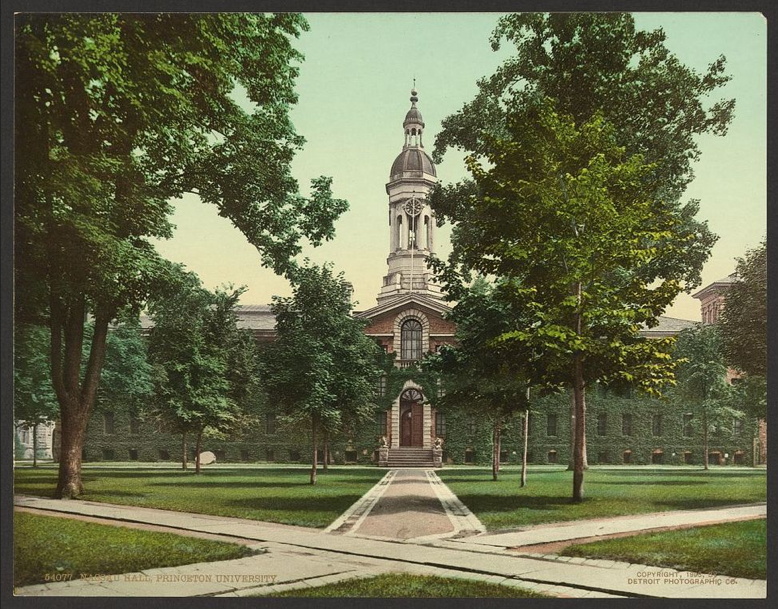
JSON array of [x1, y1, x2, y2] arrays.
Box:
[[594, 480, 709, 486], [439, 471, 565, 484], [455, 494, 764, 515], [593, 470, 764, 479], [77, 469, 386, 482], [226, 495, 365, 514]]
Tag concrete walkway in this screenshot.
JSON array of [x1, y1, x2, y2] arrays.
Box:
[[325, 469, 484, 541], [13, 473, 767, 599]]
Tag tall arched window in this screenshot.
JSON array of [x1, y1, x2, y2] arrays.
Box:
[[400, 319, 423, 361]]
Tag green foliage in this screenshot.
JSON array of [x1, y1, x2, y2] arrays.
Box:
[[147, 270, 259, 449], [438, 13, 734, 211], [561, 519, 767, 580], [672, 324, 745, 468], [15, 13, 347, 496], [14, 511, 255, 587], [260, 574, 551, 598], [14, 325, 59, 429], [429, 13, 732, 500], [99, 317, 155, 408], [718, 240, 766, 416], [426, 278, 531, 415], [260, 262, 384, 481]]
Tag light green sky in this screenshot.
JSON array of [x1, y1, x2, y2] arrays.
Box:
[[153, 12, 766, 321]]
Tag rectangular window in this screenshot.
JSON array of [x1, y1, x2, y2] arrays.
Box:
[[288, 449, 301, 462], [435, 413, 446, 437], [464, 449, 475, 464], [546, 413, 558, 437], [400, 319, 423, 361], [375, 374, 387, 397], [622, 413, 632, 436], [733, 417, 744, 435], [129, 416, 141, 435], [103, 412, 115, 435], [102, 448, 115, 460], [241, 449, 250, 462], [266, 449, 275, 462], [158, 449, 170, 461], [683, 413, 694, 437], [652, 414, 663, 437], [376, 411, 387, 437], [547, 450, 558, 464], [128, 448, 138, 461], [597, 413, 607, 436], [345, 450, 358, 463], [266, 414, 277, 435]]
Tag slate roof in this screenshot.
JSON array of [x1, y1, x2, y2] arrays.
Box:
[[639, 315, 698, 337]]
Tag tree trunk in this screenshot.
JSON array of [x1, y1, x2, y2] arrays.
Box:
[[50, 299, 110, 499], [323, 429, 329, 472], [310, 415, 318, 485], [521, 388, 530, 488], [32, 423, 38, 468], [567, 390, 575, 471], [572, 354, 587, 502], [195, 428, 203, 474], [703, 409, 709, 470], [181, 431, 188, 470], [55, 400, 89, 498], [492, 420, 501, 481]]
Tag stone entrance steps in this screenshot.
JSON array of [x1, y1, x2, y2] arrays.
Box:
[[387, 447, 437, 468]]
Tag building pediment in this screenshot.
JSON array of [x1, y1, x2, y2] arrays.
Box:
[[354, 293, 452, 322]]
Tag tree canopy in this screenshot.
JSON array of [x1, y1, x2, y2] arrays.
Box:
[[15, 13, 347, 497]]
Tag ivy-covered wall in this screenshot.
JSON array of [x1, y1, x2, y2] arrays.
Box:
[[435, 387, 759, 467], [79, 380, 760, 468], [80, 399, 386, 466]]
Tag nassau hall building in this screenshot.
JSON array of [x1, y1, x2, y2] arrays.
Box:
[[24, 90, 766, 469]]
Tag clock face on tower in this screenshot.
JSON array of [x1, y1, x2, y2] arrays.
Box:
[[403, 197, 423, 217]]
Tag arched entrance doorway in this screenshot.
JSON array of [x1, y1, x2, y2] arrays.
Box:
[[400, 388, 424, 447]]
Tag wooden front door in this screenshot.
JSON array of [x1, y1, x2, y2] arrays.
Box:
[[400, 402, 424, 447]]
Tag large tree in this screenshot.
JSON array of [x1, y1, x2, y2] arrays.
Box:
[[15, 14, 347, 497], [430, 14, 732, 502], [147, 272, 259, 473], [260, 262, 383, 485]]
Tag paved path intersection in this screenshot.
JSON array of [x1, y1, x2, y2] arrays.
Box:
[[13, 468, 767, 598]]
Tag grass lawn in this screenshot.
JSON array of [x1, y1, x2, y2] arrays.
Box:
[[14, 511, 256, 588], [437, 466, 766, 530], [14, 465, 387, 528], [257, 573, 551, 598], [560, 519, 767, 580]]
